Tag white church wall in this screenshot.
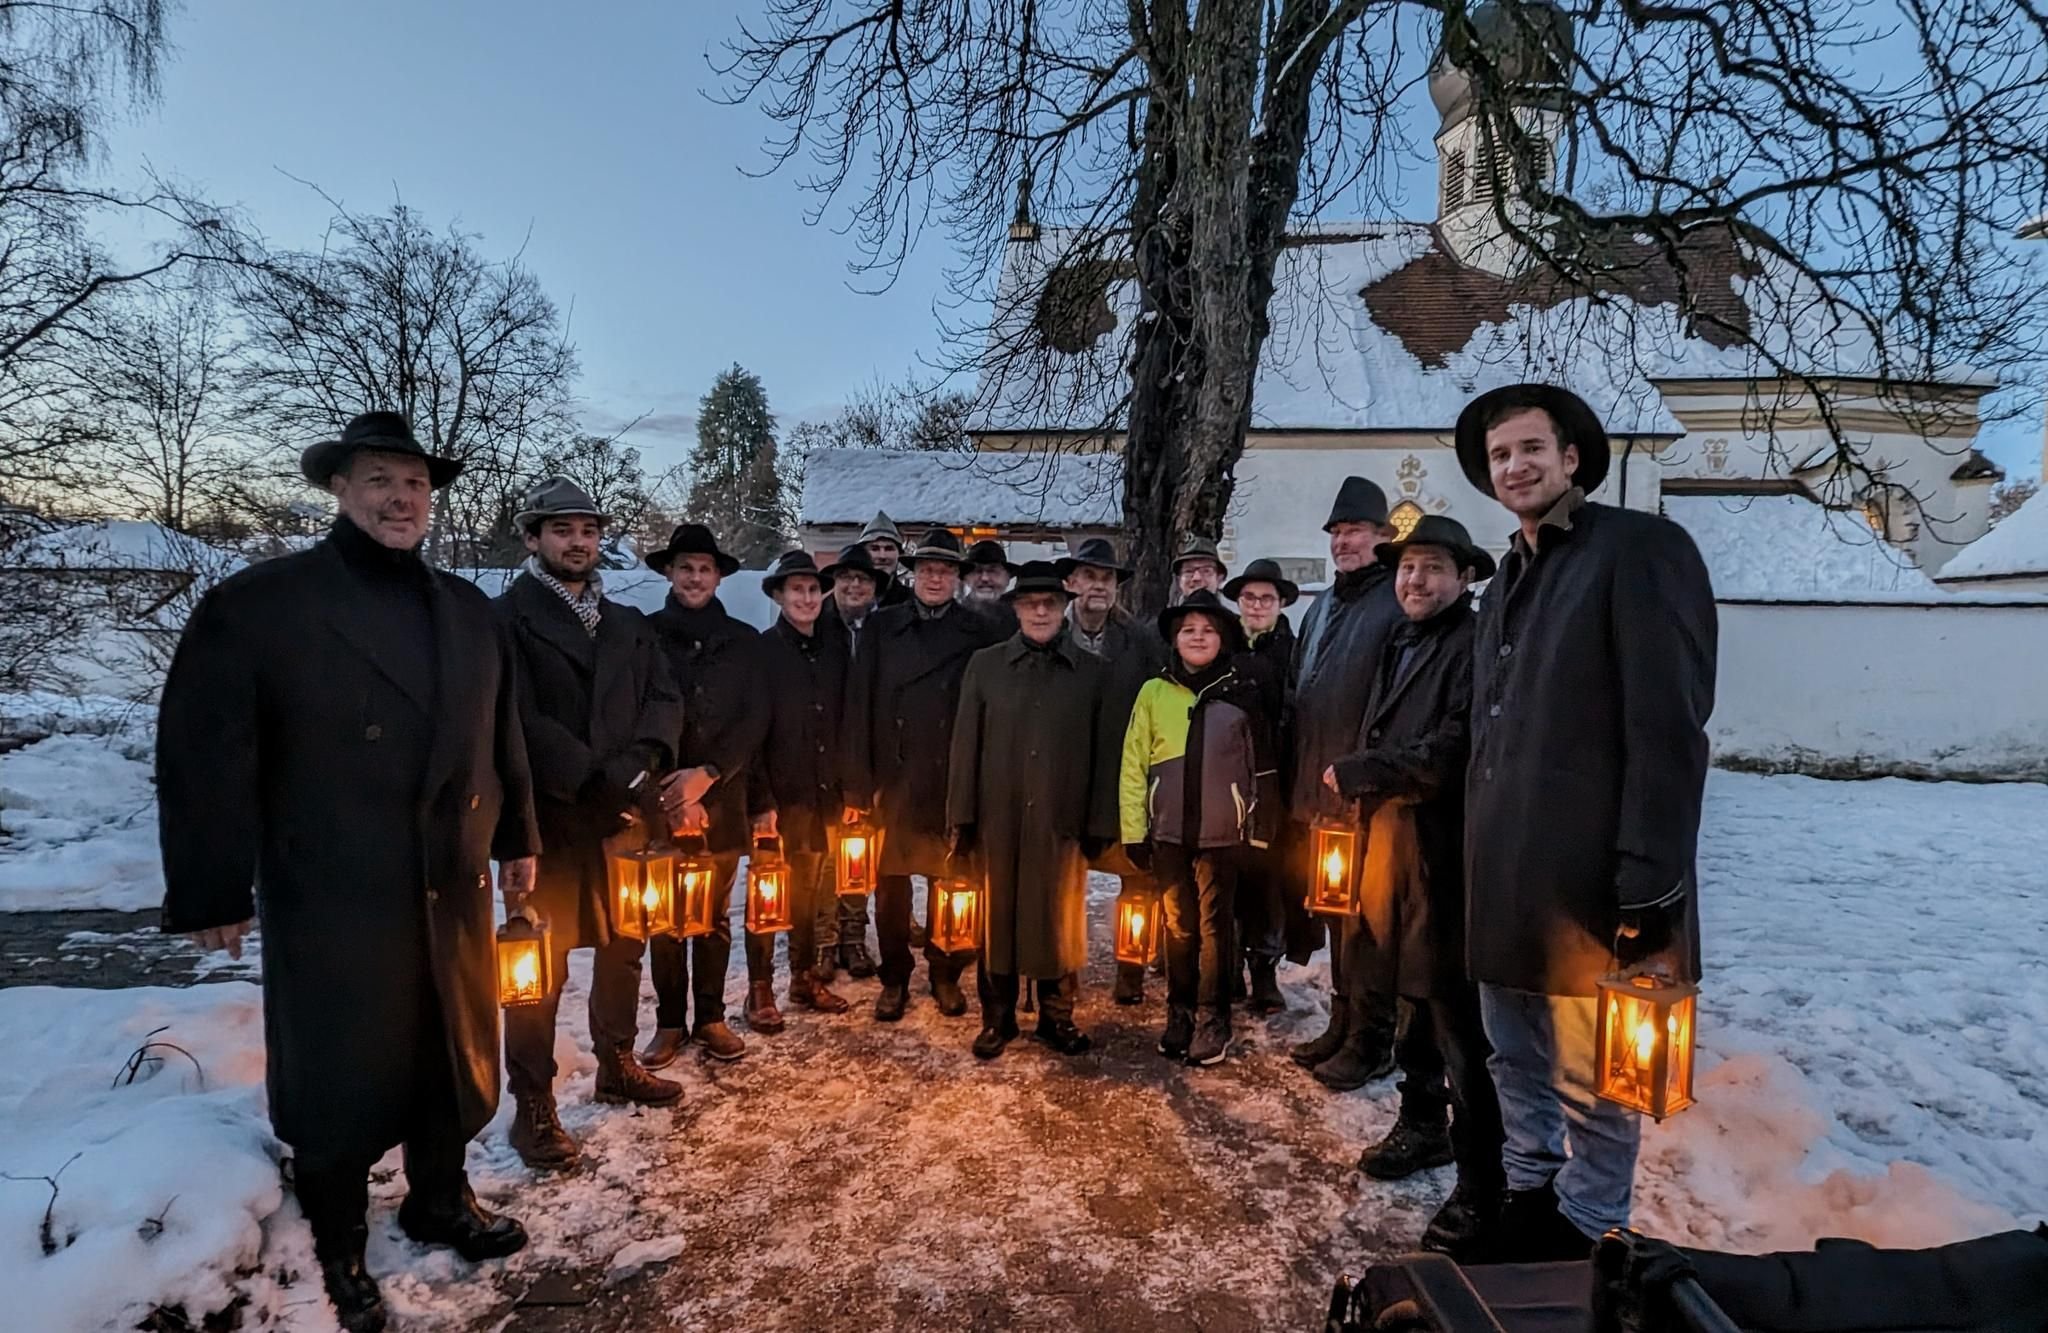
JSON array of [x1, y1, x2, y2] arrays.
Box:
[[1711, 596, 2048, 781]]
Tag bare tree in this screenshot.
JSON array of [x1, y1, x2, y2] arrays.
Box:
[[721, 0, 2048, 609]]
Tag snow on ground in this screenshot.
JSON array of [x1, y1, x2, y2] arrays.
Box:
[[0, 726, 163, 912], [2, 771, 2042, 1330], [1665, 494, 1938, 599]]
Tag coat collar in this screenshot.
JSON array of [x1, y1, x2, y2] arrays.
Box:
[[1366, 597, 1472, 727], [1508, 486, 1586, 560], [1003, 627, 1083, 667], [312, 536, 436, 714], [510, 570, 600, 670]]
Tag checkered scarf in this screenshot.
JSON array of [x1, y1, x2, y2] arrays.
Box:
[[528, 556, 603, 636]]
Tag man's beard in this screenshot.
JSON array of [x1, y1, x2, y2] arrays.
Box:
[[541, 552, 594, 584]]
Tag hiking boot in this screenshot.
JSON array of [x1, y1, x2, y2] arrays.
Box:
[[1290, 1005, 1348, 1068], [931, 975, 969, 1017], [637, 1026, 687, 1071], [1112, 963, 1146, 1006], [972, 1017, 1018, 1060], [1186, 1009, 1232, 1066], [1158, 1005, 1195, 1059], [397, 1182, 528, 1262], [595, 1045, 682, 1107], [789, 969, 850, 1014], [507, 1093, 578, 1170], [1312, 1036, 1394, 1091], [745, 981, 786, 1034], [842, 939, 878, 978], [1034, 1017, 1093, 1056], [874, 983, 909, 1022], [1359, 1116, 1455, 1180], [1485, 1180, 1595, 1264], [1249, 960, 1286, 1014], [1420, 1180, 1504, 1260], [694, 1020, 747, 1061]]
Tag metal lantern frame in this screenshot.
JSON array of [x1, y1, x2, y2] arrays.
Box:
[[676, 836, 721, 939], [746, 836, 795, 935], [1306, 818, 1364, 916], [1594, 967, 1700, 1120], [1113, 889, 1162, 966], [834, 816, 881, 899], [495, 908, 552, 1008], [608, 843, 679, 941], [928, 872, 984, 954]]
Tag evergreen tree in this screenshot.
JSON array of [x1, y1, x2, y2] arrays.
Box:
[[684, 364, 788, 567]]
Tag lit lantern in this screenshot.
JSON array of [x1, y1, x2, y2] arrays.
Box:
[[746, 837, 794, 934], [835, 816, 879, 898], [1306, 818, 1362, 915], [495, 910, 551, 1007], [1113, 890, 1160, 966], [607, 844, 678, 941], [676, 837, 721, 939], [928, 874, 983, 954], [1594, 968, 1699, 1120]]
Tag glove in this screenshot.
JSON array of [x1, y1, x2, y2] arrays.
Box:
[[949, 824, 977, 859], [1615, 900, 1680, 967], [1079, 836, 1110, 860], [1123, 841, 1153, 874]]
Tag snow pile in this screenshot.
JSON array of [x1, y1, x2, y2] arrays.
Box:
[[0, 727, 164, 913], [1664, 493, 1938, 598], [0, 983, 292, 1333], [1939, 487, 2048, 581], [799, 446, 1121, 528], [12, 520, 244, 578]]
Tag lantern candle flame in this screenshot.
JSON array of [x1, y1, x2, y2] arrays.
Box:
[[1595, 968, 1699, 1120]]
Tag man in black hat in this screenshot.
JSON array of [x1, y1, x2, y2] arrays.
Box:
[[842, 528, 1007, 1020], [1057, 536, 1168, 1005], [158, 412, 536, 1333], [962, 538, 1020, 632], [1454, 383, 1716, 1259], [1171, 534, 1229, 604], [817, 542, 883, 979], [858, 510, 912, 608], [1222, 557, 1302, 1013], [947, 561, 1119, 1059], [495, 477, 685, 1173], [639, 524, 773, 1066], [750, 549, 856, 1017], [1289, 475, 1407, 1091], [1321, 515, 1506, 1257]]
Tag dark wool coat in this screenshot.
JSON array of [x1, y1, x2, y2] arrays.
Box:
[[750, 615, 851, 854], [1466, 499, 1717, 996], [842, 598, 1007, 875], [1290, 566, 1406, 820], [497, 572, 681, 951], [157, 523, 539, 1163], [648, 595, 770, 855], [1330, 598, 1475, 999], [1070, 609, 1167, 879], [947, 633, 1120, 976]]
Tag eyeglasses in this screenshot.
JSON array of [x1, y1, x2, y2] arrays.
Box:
[[1237, 593, 1281, 608]]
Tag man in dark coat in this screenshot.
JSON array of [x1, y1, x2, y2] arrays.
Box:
[[816, 542, 883, 979], [1455, 383, 1716, 1260], [749, 549, 855, 1016], [639, 524, 773, 1067], [158, 413, 537, 1333], [859, 509, 913, 608], [842, 528, 1007, 1021], [962, 537, 1020, 633], [947, 562, 1120, 1059], [1057, 537, 1168, 1005], [1288, 477, 1408, 1089], [494, 477, 685, 1172], [1223, 557, 1300, 1012], [1324, 516, 1506, 1258]]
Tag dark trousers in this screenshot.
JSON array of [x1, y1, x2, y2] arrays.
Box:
[[1156, 844, 1238, 1012], [504, 930, 643, 1097], [876, 873, 976, 988], [835, 890, 868, 952], [785, 850, 833, 977], [1235, 845, 1286, 964], [649, 852, 771, 1031], [1395, 989, 1508, 1195], [1335, 914, 1399, 1048], [977, 967, 1077, 1025]]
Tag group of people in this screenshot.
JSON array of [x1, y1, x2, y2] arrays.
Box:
[[155, 382, 1716, 1333]]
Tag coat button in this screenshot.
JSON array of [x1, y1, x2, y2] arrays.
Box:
[[1368, 728, 1383, 743], [1489, 704, 1502, 718], [478, 874, 487, 889], [1498, 642, 1514, 658], [469, 794, 481, 810], [426, 889, 437, 901], [1482, 767, 1494, 781], [364, 724, 381, 741]]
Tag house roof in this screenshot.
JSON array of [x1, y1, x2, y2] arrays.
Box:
[[799, 447, 1121, 528], [1938, 489, 2048, 580]]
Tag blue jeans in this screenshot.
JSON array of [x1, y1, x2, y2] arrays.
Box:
[[1479, 984, 1642, 1238]]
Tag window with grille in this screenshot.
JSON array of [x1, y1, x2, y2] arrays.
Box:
[[1441, 149, 1468, 210], [1389, 501, 1426, 540]]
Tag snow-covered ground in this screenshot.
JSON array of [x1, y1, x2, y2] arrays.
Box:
[[0, 717, 163, 912], [4, 761, 2042, 1330]]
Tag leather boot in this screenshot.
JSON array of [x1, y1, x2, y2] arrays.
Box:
[[397, 1180, 528, 1262], [1289, 1002, 1348, 1068], [1157, 1005, 1195, 1059], [1313, 1032, 1395, 1091], [874, 983, 909, 1022], [1034, 1017, 1093, 1056], [595, 1044, 682, 1106], [637, 1026, 687, 1071], [813, 947, 841, 983], [694, 1020, 747, 1061], [745, 981, 786, 1034], [298, 1168, 386, 1333], [930, 973, 968, 1018], [1186, 1007, 1232, 1066], [1358, 1115, 1454, 1180], [507, 1092, 579, 1170], [1420, 1180, 1505, 1261], [1111, 963, 1145, 1006], [789, 968, 851, 1014], [1483, 1180, 1595, 1264], [1249, 960, 1286, 1014], [842, 938, 879, 978], [972, 1011, 1019, 1059]]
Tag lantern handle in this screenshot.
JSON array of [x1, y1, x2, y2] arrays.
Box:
[[509, 902, 544, 929]]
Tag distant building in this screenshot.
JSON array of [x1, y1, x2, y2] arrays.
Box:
[[797, 447, 1121, 565]]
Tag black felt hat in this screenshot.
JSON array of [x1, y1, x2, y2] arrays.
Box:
[[762, 548, 826, 595], [645, 523, 740, 577], [964, 539, 1020, 575], [1157, 588, 1247, 657], [1001, 560, 1074, 602], [1453, 383, 1611, 498], [1374, 514, 1497, 582], [819, 542, 880, 584], [1054, 537, 1130, 581], [1222, 557, 1301, 607], [1323, 476, 1390, 531], [300, 411, 462, 489]]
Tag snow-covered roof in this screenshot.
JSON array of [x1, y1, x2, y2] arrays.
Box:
[[1937, 489, 2048, 581], [799, 447, 1121, 528], [1664, 494, 1938, 599], [12, 520, 244, 576]]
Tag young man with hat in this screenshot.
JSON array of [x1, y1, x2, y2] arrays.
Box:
[[1170, 534, 1229, 603], [817, 541, 884, 979], [1454, 383, 1716, 1259], [1057, 536, 1169, 1005], [1222, 557, 1302, 1013], [495, 477, 687, 1172], [1288, 476, 1408, 1091], [158, 412, 538, 1332], [1321, 515, 1505, 1257], [749, 549, 857, 1018], [947, 561, 1119, 1059], [640, 524, 774, 1065], [858, 510, 912, 608], [842, 528, 1008, 1021]]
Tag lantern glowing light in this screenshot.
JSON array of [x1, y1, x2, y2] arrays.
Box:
[[495, 910, 552, 1008], [746, 837, 795, 934], [928, 875, 983, 954], [836, 817, 878, 898], [675, 837, 720, 939], [1594, 968, 1699, 1120], [1306, 819, 1362, 916], [607, 844, 679, 940], [1113, 891, 1160, 966]]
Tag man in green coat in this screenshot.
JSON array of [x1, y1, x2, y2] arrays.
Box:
[[947, 562, 1121, 1059]]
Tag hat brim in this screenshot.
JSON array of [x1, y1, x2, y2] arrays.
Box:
[[762, 568, 824, 596], [1001, 580, 1074, 603], [969, 560, 1024, 577], [1453, 384, 1611, 499], [908, 551, 966, 566], [646, 548, 741, 577], [1156, 602, 1248, 655], [301, 439, 463, 490], [1053, 556, 1131, 581], [1374, 538, 1497, 583], [1222, 572, 1300, 605], [515, 507, 606, 531], [819, 561, 876, 584]]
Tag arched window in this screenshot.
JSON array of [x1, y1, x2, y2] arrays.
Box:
[[1389, 501, 1426, 540]]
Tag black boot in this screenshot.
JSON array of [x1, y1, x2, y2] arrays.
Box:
[[1484, 1180, 1596, 1264], [1420, 1179, 1505, 1260], [1112, 963, 1146, 1006], [1290, 1002, 1348, 1068], [843, 939, 878, 978], [874, 983, 909, 1022], [1358, 1115, 1454, 1180], [930, 973, 969, 1017], [397, 1180, 529, 1262], [1312, 1032, 1394, 1091], [317, 1244, 387, 1333], [1249, 960, 1286, 1014], [297, 1167, 387, 1333], [1034, 1017, 1093, 1056], [973, 1012, 1018, 1059], [1158, 1005, 1195, 1059]]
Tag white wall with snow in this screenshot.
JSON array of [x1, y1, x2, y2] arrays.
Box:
[[1938, 488, 2048, 586]]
